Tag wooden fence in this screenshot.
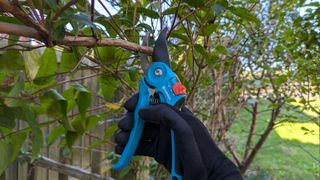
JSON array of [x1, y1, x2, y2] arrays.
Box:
[[2, 69, 120, 180]]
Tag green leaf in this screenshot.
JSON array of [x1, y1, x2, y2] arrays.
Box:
[[47, 125, 65, 146], [71, 115, 85, 133], [44, 0, 58, 10], [170, 32, 190, 43], [274, 75, 288, 86], [182, 0, 206, 7], [137, 7, 159, 19], [86, 115, 102, 130], [66, 131, 79, 148], [125, 29, 139, 44], [46, 89, 73, 131], [202, 24, 218, 36], [17, 106, 43, 159], [0, 107, 17, 129], [74, 84, 92, 119], [129, 67, 138, 81], [98, 75, 119, 101], [60, 50, 79, 72], [52, 23, 66, 41], [0, 129, 28, 173], [215, 45, 228, 55], [194, 44, 209, 60], [35, 48, 57, 81], [21, 50, 41, 80], [0, 51, 24, 72], [95, 47, 116, 62], [104, 123, 118, 139], [228, 7, 260, 24], [95, 17, 117, 38], [212, 2, 227, 15], [0, 138, 11, 174], [4, 74, 25, 107], [163, 6, 178, 15], [207, 53, 219, 66], [9, 131, 28, 162], [136, 23, 153, 33], [61, 86, 77, 112], [70, 13, 97, 29]]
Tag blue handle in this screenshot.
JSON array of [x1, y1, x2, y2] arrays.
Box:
[[113, 79, 149, 170], [170, 129, 182, 180], [114, 62, 185, 179]]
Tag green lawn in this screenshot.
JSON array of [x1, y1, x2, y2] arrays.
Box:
[[228, 100, 320, 179]]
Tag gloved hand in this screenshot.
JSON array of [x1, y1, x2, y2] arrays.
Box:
[[115, 94, 242, 180]]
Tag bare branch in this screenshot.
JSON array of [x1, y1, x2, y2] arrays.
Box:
[[0, 1, 48, 36], [0, 22, 153, 54], [0, 22, 42, 39]]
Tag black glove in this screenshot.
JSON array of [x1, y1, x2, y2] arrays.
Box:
[[115, 94, 242, 180]]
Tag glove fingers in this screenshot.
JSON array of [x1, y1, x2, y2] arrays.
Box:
[[115, 142, 153, 156], [139, 104, 193, 136], [139, 104, 207, 179], [116, 123, 159, 145], [124, 94, 139, 112], [118, 112, 134, 131], [115, 130, 130, 146], [181, 106, 193, 115]]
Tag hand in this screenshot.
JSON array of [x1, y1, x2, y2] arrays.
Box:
[[115, 94, 242, 180]]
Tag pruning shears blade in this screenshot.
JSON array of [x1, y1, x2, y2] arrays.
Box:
[[152, 28, 171, 67], [140, 32, 150, 74]]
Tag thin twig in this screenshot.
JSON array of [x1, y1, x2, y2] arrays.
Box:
[[167, 0, 181, 38], [97, 0, 128, 40]]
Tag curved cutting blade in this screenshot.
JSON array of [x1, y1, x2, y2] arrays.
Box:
[[152, 28, 171, 67]]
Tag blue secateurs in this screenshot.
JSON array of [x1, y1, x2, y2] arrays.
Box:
[[113, 30, 186, 180]]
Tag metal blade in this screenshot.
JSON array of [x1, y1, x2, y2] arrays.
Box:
[[140, 32, 150, 74], [152, 28, 171, 67]]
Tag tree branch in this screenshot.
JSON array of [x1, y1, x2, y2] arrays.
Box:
[[0, 22, 153, 54], [0, 0, 48, 36], [0, 22, 42, 40]]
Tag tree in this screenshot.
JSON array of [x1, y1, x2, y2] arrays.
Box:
[[0, 0, 318, 179]]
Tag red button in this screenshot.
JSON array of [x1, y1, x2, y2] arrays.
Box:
[[172, 82, 186, 95]]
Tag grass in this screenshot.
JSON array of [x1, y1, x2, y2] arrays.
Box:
[[228, 99, 320, 179]]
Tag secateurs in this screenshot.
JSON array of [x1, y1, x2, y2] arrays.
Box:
[[113, 29, 187, 180]]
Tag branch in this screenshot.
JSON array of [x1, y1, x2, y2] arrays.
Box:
[[61, 36, 153, 54], [26, 155, 114, 180], [224, 140, 241, 167], [240, 102, 283, 175], [0, 22, 42, 40], [0, 22, 153, 54], [0, 0, 48, 36], [243, 102, 259, 159]]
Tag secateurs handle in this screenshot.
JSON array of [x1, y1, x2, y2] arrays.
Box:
[[113, 62, 186, 180], [113, 79, 149, 170]]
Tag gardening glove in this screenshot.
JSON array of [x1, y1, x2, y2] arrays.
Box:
[[115, 94, 242, 180]]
